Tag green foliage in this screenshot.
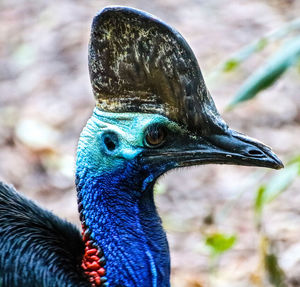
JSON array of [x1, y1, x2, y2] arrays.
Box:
[[255, 185, 267, 216], [255, 159, 300, 215], [205, 232, 236, 256], [262, 162, 299, 202], [289, 154, 300, 165], [207, 18, 300, 85], [256, 38, 269, 52], [207, 20, 300, 285], [228, 37, 300, 109], [266, 252, 287, 287], [212, 19, 300, 287], [223, 59, 240, 72], [252, 157, 300, 286]]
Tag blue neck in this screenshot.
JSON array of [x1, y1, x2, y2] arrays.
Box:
[[76, 167, 170, 287]]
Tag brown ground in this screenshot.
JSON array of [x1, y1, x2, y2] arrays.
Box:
[[0, 0, 300, 286]]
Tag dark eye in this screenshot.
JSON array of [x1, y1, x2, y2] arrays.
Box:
[[102, 132, 119, 152], [144, 124, 167, 148]]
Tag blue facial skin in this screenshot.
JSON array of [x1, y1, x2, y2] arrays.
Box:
[[76, 108, 183, 287]]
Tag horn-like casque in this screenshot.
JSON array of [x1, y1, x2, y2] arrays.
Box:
[[89, 6, 227, 134]]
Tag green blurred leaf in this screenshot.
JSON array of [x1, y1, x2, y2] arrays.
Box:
[[256, 38, 269, 52], [228, 37, 300, 109], [205, 233, 236, 256], [207, 18, 300, 85], [264, 163, 299, 202], [255, 162, 299, 214], [266, 252, 287, 287], [223, 59, 240, 72], [255, 185, 266, 215], [287, 155, 300, 171]]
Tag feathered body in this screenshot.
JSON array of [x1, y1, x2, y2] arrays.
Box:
[[0, 182, 88, 287]]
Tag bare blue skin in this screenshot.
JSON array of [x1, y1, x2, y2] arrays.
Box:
[[76, 108, 183, 287]]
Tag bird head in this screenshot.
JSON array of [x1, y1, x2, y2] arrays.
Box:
[[76, 6, 283, 194]]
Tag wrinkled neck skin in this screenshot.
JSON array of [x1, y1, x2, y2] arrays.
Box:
[[76, 109, 171, 287]]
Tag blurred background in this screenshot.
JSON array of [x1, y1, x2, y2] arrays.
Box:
[[0, 0, 300, 286]]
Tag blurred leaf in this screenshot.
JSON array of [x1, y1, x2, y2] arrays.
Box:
[[255, 185, 266, 215], [266, 252, 287, 287], [207, 18, 300, 84], [255, 162, 299, 215], [205, 233, 236, 256], [256, 38, 269, 52], [264, 162, 299, 202], [228, 37, 300, 109], [287, 154, 300, 169], [223, 59, 240, 72]]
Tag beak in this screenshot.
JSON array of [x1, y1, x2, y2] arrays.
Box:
[[142, 128, 283, 170]]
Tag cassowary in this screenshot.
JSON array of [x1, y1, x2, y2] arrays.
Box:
[[0, 6, 283, 287]]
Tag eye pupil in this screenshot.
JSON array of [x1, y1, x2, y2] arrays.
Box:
[[103, 135, 117, 151], [145, 125, 166, 147]]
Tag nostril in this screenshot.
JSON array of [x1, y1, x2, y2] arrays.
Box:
[[248, 149, 263, 156]]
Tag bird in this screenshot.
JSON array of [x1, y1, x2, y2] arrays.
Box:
[[0, 6, 283, 287]]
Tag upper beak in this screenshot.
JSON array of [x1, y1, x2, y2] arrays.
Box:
[[142, 128, 283, 170]]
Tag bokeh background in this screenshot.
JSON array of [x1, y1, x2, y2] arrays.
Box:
[[0, 0, 300, 286]]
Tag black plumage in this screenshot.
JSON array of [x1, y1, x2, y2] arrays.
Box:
[[0, 182, 88, 287]]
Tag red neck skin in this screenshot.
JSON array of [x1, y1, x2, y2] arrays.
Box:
[[80, 208, 107, 286]]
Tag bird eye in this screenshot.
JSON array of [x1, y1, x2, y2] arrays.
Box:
[[144, 124, 167, 148]]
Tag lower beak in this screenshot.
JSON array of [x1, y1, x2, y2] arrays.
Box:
[[143, 129, 283, 170]]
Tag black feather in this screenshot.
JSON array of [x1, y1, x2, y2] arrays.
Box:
[[0, 182, 89, 287]]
